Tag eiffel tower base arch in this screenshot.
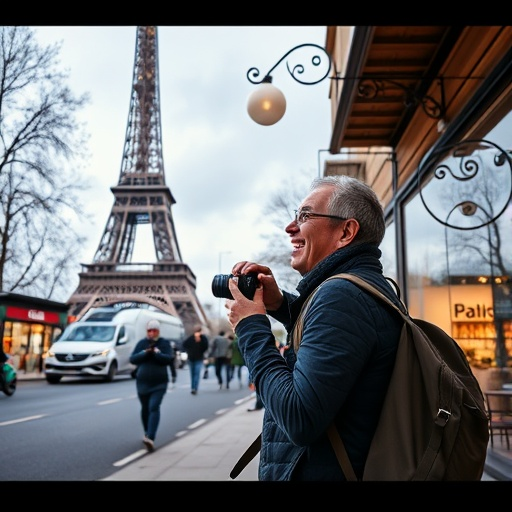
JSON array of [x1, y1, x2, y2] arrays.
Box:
[[67, 262, 211, 336]]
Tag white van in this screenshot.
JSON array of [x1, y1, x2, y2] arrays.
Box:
[[44, 306, 185, 383]]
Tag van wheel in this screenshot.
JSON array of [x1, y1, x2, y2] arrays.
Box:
[[105, 362, 117, 382], [46, 375, 61, 384]]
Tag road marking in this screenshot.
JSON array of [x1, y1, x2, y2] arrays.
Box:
[[98, 398, 123, 405], [235, 395, 254, 405], [113, 449, 147, 467], [0, 414, 46, 426], [188, 418, 207, 429]]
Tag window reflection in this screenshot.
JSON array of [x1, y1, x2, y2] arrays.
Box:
[[405, 111, 512, 371], [381, 222, 397, 282]]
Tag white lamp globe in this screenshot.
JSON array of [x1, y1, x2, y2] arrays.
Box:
[[247, 82, 286, 126]]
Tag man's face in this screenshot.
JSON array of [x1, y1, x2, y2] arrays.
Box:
[[285, 185, 347, 275], [147, 328, 159, 341]]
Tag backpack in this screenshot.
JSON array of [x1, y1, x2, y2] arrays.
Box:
[[230, 273, 490, 481]]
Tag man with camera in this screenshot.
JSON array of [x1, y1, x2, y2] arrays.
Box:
[[129, 320, 174, 452], [223, 175, 403, 480]]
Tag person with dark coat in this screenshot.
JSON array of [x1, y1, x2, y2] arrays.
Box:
[[168, 340, 178, 385], [225, 175, 404, 481], [228, 333, 245, 389], [182, 324, 209, 395], [129, 319, 173, 452], [209, 330, 232, 389]]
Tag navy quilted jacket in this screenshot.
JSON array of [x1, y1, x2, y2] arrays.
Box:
[[129, 337, 173, 394], [235, 243, 403, 481]]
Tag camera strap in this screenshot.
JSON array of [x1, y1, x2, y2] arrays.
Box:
[[229, 433, 261, 479]]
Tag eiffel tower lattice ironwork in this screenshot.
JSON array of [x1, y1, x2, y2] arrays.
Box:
[[67, 26, 210, 336]]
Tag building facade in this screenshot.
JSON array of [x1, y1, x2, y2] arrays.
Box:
[[324, 26, 512, 389], [0, 293, 68, 374]]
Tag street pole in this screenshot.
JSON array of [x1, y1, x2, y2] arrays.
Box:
[[218, 251, 232, 321]]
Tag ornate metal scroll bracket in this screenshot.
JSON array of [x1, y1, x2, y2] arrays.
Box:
[[246, 43, 331, 87], [354, 76, 445, 120], [418, 139, 512, 230]]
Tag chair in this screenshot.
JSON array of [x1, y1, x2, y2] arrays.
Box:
[[485, 391, 512, 450]]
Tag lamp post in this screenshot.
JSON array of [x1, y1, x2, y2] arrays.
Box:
[[246, 43, 330, 126], [246, 43, 447, 126], [218, 251, 232, 320]]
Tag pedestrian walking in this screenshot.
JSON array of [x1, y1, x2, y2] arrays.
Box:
[[169, 340, 178, 387], [225, 175, 403, 480], [129, 319, 173, 452], [209, 330, 231, 389], [182, 324, 209, 395], [228, 333, 245, 389]]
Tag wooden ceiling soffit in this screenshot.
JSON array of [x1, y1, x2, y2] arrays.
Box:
[[328, 26, 465, 153]]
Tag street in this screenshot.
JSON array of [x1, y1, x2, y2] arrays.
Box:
[[0, 366, 252, 480]]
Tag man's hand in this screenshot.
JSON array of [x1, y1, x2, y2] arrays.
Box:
[[225, 278, 266, 330]]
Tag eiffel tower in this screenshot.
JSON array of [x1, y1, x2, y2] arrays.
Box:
[[67, 26, 210, 336]]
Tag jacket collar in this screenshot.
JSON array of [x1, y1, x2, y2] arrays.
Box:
[[289, 243, 382, 320]]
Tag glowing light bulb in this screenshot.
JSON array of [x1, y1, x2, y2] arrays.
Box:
[[247, 82, 286, 126]]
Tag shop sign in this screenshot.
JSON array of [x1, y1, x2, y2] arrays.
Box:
[[449, 284, 494, 322], [452, 303, 494, 321], [5, 306, 61, 324]]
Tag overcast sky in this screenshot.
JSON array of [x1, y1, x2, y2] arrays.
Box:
[[32, 26, 335, 316]]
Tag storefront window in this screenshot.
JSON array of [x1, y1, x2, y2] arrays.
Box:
[[3, 320, 66, 373], [404, 105, 512, 370]]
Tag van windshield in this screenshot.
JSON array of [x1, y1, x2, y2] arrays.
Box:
[[59, 325, 116, 342]]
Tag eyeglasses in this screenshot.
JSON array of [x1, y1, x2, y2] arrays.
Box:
[[294, 209, 347, 226]]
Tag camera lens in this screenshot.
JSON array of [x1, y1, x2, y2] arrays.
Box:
[[211, 273, 258, 300], [211, 274, 231, 299]]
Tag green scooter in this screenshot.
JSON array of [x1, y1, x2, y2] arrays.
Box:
[[1, 362, 17, 396]]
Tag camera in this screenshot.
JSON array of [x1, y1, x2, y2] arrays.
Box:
[[211, 272, 258, 300]]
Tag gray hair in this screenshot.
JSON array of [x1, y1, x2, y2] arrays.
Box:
[[310, 175, 385, 246]]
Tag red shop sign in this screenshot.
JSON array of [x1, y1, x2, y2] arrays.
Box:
[[6, 306, 61, 324]]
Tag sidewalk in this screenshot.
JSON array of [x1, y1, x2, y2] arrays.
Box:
[[17, 371, 512, 481], [102, 396, 263, 481]]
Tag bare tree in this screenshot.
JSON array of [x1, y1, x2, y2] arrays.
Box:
[[255, 168, 315, 291], [0, 26, 91, 300], [437, 155, 512, 279]]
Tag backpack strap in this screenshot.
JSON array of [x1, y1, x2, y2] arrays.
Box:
[[326, 423, 358, 481], [333, 273, 408, 318]]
